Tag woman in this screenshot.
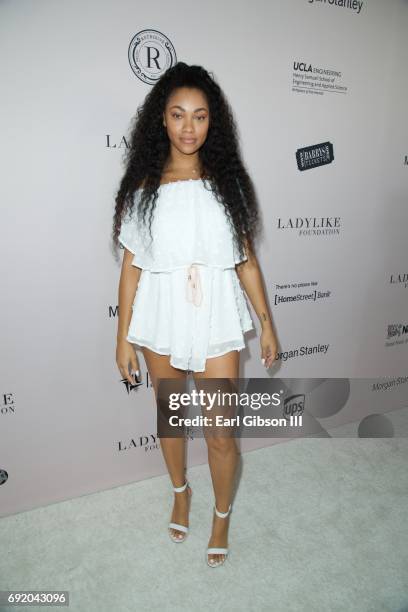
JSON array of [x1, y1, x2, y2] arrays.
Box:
[[113, 62, 278, 567]]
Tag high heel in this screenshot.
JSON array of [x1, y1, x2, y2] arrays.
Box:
[[206, 503, 232, 567], [168, 480, 192, 543]]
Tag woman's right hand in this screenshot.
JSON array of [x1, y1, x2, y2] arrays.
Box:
[[116, 338, 141, 385]]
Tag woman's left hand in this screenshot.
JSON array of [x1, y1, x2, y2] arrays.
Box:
[[260, 327, 278, 369]]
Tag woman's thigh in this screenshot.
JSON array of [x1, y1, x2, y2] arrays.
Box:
[[192, 351, 240, 441], [193, 350, 240, 381], [141, 346, 187, 397]]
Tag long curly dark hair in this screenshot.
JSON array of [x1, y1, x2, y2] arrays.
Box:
[[112, 61, 261, 262]]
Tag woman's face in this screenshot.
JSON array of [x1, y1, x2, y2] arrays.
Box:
[[163, 87, 210, 155]]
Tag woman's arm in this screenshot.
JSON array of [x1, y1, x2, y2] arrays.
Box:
[[117, 248, 142, 341], [236, 239, 273, 329], [116, 248, 142, 385], [235, 239, 277, 368]]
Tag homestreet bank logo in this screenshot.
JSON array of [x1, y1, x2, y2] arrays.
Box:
[[128, 29, 177, 85], [274, 281, 331, 306]]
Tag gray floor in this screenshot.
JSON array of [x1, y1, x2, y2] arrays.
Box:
[[1, 437, 407, 612]]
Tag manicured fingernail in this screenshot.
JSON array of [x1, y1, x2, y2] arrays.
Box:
[[261, 358, 265, 365]]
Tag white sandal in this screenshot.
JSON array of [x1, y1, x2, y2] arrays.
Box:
[[168, 480, 192, 543], [206, 503, 232, 567]]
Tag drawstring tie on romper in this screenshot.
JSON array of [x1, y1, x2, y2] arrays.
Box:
[[186, 264, 203, 307]]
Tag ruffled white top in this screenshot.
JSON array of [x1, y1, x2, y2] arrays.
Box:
[[119, 178, 254, 372]]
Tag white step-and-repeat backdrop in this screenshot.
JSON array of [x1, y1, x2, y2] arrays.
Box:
[[1, 0, 407, 517]]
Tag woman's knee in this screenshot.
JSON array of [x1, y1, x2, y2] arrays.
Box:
[[206, 435, 238, 457]]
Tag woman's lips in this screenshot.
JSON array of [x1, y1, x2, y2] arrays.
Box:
[[181, 138, 196, 144]]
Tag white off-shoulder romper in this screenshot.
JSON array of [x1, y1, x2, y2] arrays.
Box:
[[118, 178, 254, 372]]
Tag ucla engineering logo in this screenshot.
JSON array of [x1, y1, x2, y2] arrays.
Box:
[[128, 29, 177, 85]]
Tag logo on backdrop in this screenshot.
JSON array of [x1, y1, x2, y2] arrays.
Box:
[[118, 433, 160, 452], [117, 429, 194, 452], [276, 343, 330, 362], [274, 281, 331, 306], [372, 377, 408, 392], [0, 469, 8, 485], [277, 216, 341, 236], [296, 141, 334, 170], [292, 61, 348, 95], [1, 393, 15, 416], [307, 0, 363, 15], [389, 272, 408, 289], [386, 323, 408, 345], [283, 394, 305, 420], [128, 29, 177, 85]]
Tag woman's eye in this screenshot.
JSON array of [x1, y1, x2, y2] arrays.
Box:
[[171, 114, 207, 120]]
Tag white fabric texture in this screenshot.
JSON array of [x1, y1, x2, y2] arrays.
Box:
[[118, 178, 254, 372]]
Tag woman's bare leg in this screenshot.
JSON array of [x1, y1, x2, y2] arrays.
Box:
[[192, 350, 240, 564], [141, 346, 189, 540]]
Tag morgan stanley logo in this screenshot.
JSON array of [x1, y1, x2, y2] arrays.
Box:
[[128, 29, 177, 85], [307, 0, 364, 15]]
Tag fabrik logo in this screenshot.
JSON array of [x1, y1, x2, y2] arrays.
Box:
[[296, 141, 334, 170], [128, 29, 177, 85]]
